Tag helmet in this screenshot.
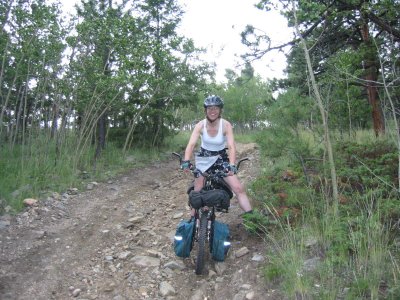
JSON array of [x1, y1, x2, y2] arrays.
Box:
[[204, 95, 224, 108]]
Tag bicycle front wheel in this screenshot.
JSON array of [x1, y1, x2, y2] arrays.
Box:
[[195, 212, 208, 275]]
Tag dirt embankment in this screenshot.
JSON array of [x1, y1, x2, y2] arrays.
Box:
[[0, 143, 284, 300]]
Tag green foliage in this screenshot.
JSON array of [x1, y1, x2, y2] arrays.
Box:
[[218, 74, 273, 132], [0, 0, 67, 145], [0, 131, 180, 214], [1, 0, 213, 161], [253, 0, 400, 135], [242, 209, 271, 234], [245, 1, 400, 297], [234, 131, 258, 144], [335, 139, 398, 194], [0, 136, 81, 213], [252, 129, 400, 298], [261, 225, 320, 298], [254, 88, 318, 166]]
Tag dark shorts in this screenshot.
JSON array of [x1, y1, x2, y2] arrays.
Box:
[[194, 148, 228, 178]]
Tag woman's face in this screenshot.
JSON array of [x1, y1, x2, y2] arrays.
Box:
[[205, 106, 221, 121]]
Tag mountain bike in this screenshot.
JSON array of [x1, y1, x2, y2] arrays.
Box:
[[173, 152, 249, 275]]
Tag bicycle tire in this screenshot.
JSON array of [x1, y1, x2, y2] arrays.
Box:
[[209, 218, 215, 254], [195, 212, 208, 275]]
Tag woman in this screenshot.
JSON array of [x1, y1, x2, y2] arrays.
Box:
[[181, 95, 253, 214]]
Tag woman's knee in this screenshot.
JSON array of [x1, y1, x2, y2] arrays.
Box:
[[233, 184, 245, 195], [228, 179, 245, 194]]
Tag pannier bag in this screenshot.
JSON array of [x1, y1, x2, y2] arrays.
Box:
[[211, 220, 231, 261], [188, 189, 230, 210], [174, 218, 195, 258]]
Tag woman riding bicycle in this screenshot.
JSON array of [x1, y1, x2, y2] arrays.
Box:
[[181, 95, 253, 215]]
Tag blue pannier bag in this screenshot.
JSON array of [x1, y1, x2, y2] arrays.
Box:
[[211, 220, 230, 261], [174, 218, 195, 258]]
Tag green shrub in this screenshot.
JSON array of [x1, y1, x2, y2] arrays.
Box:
[[243, 209, 271, 234]]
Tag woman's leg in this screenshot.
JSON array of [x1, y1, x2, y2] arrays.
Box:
[[224, 175, 252, 212], [190, 175, 204, 217], [194, 175, 204, 191]]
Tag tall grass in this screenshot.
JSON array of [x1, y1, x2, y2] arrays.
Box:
[[259, 193, 399, 299], [250, 127, 400, 299], [0, 132, 188, 214]]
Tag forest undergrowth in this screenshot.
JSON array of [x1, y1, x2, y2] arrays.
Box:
[[243, 128, 400, 299]]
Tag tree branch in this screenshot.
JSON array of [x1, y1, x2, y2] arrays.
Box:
[[367, 11, 400, 40]]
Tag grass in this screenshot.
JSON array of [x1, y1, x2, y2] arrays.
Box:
[[249, 128, 400, 299], [235, 130, 259, 144], [0, 131, 193, 214], [259, 198, 398, 299]]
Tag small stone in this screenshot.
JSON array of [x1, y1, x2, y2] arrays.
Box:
[[23, 198, 38, 207], [128, 216, 144, 224], [159, 281, 175, 297], [117, 251, 131, 260], [246, 291, 255, 299], [131, 255, 160, 267], [0, 220, 11, 229], [146, 249, 165, 259], [208, 270, 217, 278], [241, 284, 252, 290], [104, 282, 116, 292], [235, 247, 250, 258], [72, 288, 81, 297], [251, 254, 264, 262], [173, 212, 184, 219], [32, 230, 46, 239], [164, 260, 185, 271]]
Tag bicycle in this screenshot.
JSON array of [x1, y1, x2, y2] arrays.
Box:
[[172, 152, 249, 275]]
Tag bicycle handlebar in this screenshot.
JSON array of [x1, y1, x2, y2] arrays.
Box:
[[172, 152, 249, 174]]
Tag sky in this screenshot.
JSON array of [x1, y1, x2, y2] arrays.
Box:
[[176, 0, 293, 82], [60, 0, 293, 82]]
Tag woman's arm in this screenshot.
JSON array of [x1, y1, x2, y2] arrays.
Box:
[[224, 120, 236, 164], [184, 121, 203, 161]]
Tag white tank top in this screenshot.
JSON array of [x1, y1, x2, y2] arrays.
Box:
[[200, 118, 226, 151]]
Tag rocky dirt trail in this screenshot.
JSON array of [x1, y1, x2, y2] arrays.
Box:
[[0, 143, 283, 300]]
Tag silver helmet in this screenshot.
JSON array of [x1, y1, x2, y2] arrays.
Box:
[[203, 95, 224, 108]]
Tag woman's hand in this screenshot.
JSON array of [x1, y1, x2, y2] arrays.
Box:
[[222, 162, 237, 176], [180, 160, 193, 173]]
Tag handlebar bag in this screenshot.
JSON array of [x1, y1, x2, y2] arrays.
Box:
[[211, 220, 230, 261], [173, 218, 195, 258], [188, 189, 230, 210]]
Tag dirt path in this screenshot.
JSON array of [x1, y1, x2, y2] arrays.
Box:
[[0, 143, 282, 300]]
